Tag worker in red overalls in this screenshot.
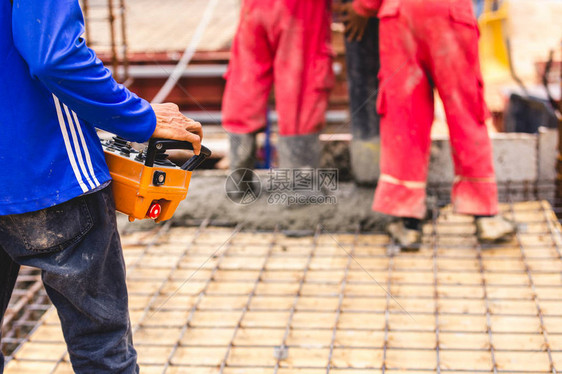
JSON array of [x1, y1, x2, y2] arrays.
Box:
[[342, 0, 515, 249], [222, 0, 334, 170]]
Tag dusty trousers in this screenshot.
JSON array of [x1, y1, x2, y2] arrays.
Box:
[[222, 0, 334, 136], [373, 0, 498, 219], [0, 185, 138, 373]]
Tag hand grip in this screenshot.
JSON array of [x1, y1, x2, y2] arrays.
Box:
[[145, 138, 212, 171]]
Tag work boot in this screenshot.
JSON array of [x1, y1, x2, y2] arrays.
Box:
[[277, 132, 322, 169], [386, 218, 423, 252], [229, 132, 257, 170], [276, 133, 323, 208], [350, 137, 380, 186], [475, 215, 516, 243]]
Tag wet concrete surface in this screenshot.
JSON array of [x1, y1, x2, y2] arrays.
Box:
[[117, 170, 391, 232]]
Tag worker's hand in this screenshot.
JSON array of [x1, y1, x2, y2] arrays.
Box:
[[340, 3, 369, 42], [332, 1, 346, 14], [150, 103, 203, 155]]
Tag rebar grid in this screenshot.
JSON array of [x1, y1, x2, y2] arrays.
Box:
[[1, 267, 50, 363], [3, 200, 562, 373], [475, 228, 499, 374], [272, 226, 321, 374], [326, 226, 358, 373], [507, 199, 557, 373], [381, 237, 394, 373], [217, 226, 280, 373], [12, 220, 177, 373], [157, 222, 243, 372], [431, 203, 442, 374]]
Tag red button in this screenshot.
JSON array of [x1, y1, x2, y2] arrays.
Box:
[[148, 203, 162, 219]]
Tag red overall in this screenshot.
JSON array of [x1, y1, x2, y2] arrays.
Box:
[[354, 0, 498, 219], [222, 0, 334, 136]]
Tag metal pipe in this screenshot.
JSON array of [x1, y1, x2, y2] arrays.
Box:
[[119, 0, 129, 82], [557, 42, 562, 211], [107, 0, 118, 81], [82, 0, 91, 43], [151, 0, 220, 104]]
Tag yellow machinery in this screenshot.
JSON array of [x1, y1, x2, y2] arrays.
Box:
[[478, 0, 511, 83], [103, 137, 211, 223]]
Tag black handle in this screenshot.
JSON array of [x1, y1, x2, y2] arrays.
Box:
[[145, 138, 212, 171]]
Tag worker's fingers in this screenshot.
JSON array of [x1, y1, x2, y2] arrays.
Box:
[[152, 103, 203, 139], [170, 107, 203, 142], [345, 19, 367, 42], [151, 123, 202, 155], [344, 23, 355, 37], [356, 27, 366, 42], [150, 103, 204, 154], [343, 17, 358, 41], [172, 112, 203, 140], [333, 2, 349, 14], [354, 23, 366, 42], [184, 118, 203, 142], [346, 24, 359, 42], [181, 130, 202, 155], [343, 20, 352, 35]]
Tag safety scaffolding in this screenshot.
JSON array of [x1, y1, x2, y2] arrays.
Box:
[[80, 0, 129, 83]]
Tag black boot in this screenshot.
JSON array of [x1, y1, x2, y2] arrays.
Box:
[[475, 215, 516, 243], [277, 132, 321, 169], [228, 132, 257, 170], [276, 133, 323, 208], [350, 136, 380, 186], [386, 217, 423, 252]]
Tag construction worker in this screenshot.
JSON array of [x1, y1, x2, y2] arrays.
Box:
[[222, 0, 334, 170], [335, 0, 381, 185], [345, 0, 515, 249], [0, 0, 202, 372]]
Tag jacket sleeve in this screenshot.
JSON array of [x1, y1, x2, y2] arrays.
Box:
[[352, 0, 382, 17], [11, 0, 156, 143]]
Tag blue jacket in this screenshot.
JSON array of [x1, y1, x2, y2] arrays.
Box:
[[1, 0, 156, 215]]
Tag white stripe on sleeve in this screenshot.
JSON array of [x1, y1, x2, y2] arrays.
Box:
[[71, 110, 100, 187], [63, 104, 95, 189], [52, 95, 89, 193]]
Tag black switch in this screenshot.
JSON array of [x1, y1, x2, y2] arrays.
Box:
[[153, 171, 166, 186]]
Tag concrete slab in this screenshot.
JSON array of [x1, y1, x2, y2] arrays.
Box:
[[113, 132, 556, 232], [7, 201, 562, 373], [538, 127, 558, 181], [167, 170, 388, 232], [428, 138, 455, 184], [490, 133, 538, 182], [415, 132, 550, 184], [354, 133, 543, 184]]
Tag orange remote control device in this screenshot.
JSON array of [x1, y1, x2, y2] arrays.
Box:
[[103, 137, 211, 222]]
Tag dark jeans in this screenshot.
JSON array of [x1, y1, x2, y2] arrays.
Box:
[[342, 0, 381, 139], [0, 185, 138, 374]]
